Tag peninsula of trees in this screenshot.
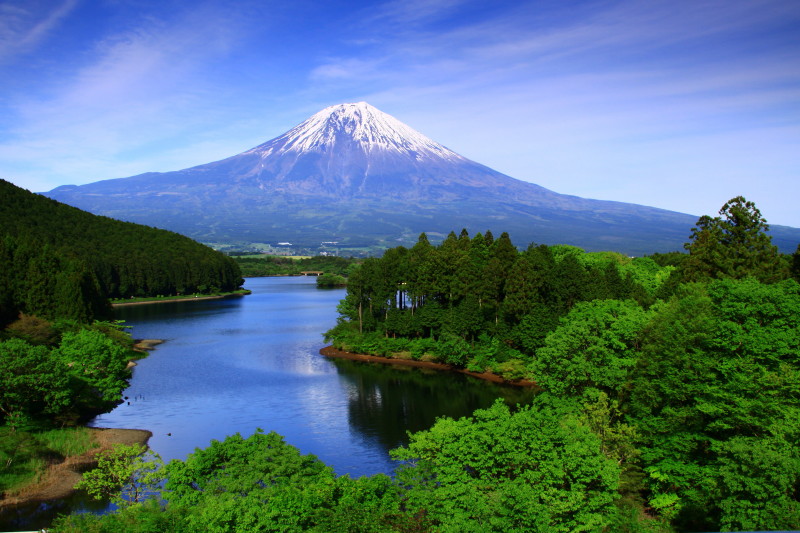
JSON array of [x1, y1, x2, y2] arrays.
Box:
[[320, 196, 800, 531]]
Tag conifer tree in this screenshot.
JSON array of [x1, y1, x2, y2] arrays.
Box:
[[683, 196, 784, 282]]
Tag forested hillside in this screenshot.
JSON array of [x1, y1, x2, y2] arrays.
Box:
[[0, 179, 243, 326], [233, 254, 358, 277], [0, 180, 243, 499]]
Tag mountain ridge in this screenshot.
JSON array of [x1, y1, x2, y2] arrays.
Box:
[[44, 103, 800, 254]]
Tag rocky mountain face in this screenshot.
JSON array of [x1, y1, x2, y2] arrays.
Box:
[[44, 102, 799, 254]]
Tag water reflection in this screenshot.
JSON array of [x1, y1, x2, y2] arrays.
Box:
[[0, 487, 108, 531], [331, 358, 535, 452]]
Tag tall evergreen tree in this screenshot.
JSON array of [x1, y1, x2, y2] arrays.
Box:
[[683, 196, 784, 282]]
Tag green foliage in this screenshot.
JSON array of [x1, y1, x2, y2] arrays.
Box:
[[0, 323, 135, 427], [629, 278, 800, 530], [0, 338, 72, 425], [792, 243, 800, 281], [0, 428, 48, 492], [160, 429, 408, 532], [52, 497, 189, 532], [392, 398, 620, 532], [683, 196, 785, 282], [55, 329, 132, 404], [77, 443, 164, 507], [0, 179, 243, 326], [316, 273, 347, 287], [532, 299, 651, 398], [233, 254, 358, 277], [163, 429, 336, 531], [326, 230, 669, 380], [712, 436, 800, 531]]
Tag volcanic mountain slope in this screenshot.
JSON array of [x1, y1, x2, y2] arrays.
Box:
[[45, 102, 800, 254]]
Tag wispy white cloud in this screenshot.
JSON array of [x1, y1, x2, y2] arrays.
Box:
[[0, 0, 79, 62], [364, 0, 471, 27], [0, 2, 260, 183], [311, 0, 799, 224]]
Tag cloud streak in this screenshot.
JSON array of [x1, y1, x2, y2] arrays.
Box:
[[0, 0, 79, 62], [0, 2, 263, 186], [308, 0, 799, 224]]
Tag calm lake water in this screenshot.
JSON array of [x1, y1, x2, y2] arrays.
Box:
[[2, 276, 532, 528]]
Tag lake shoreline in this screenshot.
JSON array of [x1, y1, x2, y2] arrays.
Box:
[[111, 290, 251, 307], [0, 428, 152, 512], [319, 345, 537, 387], [1, 338, 162, 520]]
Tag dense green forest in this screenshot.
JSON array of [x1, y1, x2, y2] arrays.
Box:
[[0, 179, 243, 498], [52, 197, 800, 531], [0, 179, 243, 326], [232, 254, 358, 277], [0, 314, 144, 496]]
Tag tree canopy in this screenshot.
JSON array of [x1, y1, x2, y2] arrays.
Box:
[[0, 179, 243, 326], [683, 196, 784, 282]]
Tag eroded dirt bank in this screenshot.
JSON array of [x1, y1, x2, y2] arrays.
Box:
[[0, 428, 152, 510], [320, 345, 536, 387]]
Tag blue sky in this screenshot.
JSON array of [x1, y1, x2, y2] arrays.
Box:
[[1, 0, 798, 227]]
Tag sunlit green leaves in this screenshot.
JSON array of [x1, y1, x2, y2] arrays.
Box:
[[77, 443, 163, 507], [532, 299, 651, 397], [393, 398, 620, 532]]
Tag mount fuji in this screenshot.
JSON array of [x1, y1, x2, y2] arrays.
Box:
[[44, 102, 799, 254]]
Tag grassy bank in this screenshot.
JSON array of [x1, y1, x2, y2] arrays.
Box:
[[111, 289, 251, 306], [0, 426, 98, 496], [0, 427, 152, 510]]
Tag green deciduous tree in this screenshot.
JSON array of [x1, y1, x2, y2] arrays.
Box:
[[712, 436, 800, 531], [532, 299, 650, 398], [0, 338, 72, 427], [392, 398, 620, 532], [55, 328, 132, 407], [629, 278, 800, 530], [77, 443, 164, 507], [163, 430, 338, 532]]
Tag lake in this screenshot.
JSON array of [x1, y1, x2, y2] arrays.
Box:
[[1, 276, 533, 528]]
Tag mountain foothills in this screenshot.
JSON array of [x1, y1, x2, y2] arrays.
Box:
[[43, 102, 800, 254], [52, 198, 800, 532], [0, 179, 243, 326]]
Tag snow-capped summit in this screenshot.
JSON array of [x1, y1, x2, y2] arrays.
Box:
[[45, 102, 714, 254], [250, 102, 464, 163]]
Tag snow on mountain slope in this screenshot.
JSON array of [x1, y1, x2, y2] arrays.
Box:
[[249, 102, 465, 163]]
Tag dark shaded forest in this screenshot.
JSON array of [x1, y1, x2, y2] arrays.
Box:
[[0, 179, 243, 326]]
